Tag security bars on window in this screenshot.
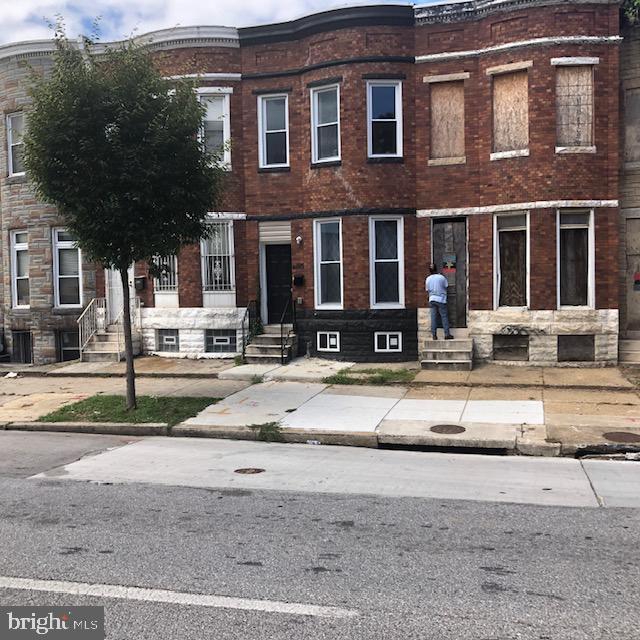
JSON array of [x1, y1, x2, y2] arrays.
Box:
[[153, 255, 178, 292], [202, 222, 235, 292]]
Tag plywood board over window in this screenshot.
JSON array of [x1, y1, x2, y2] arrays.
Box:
[[430, 81, 465, 161], [492, 71, 529, 153], [556, 66, 593, 147], [625, 87, 640, 164]]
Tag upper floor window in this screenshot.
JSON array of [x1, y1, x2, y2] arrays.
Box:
[[557, 210, 594, 308], [53, 229, 82, 307], [428, 79, 466, 165], [489, 64, 530, 160], [198, 89, 231, 166], [314, 219, 343, 309], [367, 81, 403, 158], [11, 230, 29, 308], [152, 255, 178, 292], [495, 213, 529, 308], [554, 64, 595, 152], [7, 113, 25, 176], [311, 85, 340, 164], [201, 221, 235, 292], [258, 94, 289, 169], [369, 216, 404, 308]]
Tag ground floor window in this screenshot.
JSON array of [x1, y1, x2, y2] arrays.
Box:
[[153, 255, 178, 292], [314, 219, 343, 308], [202, 221, 235, 292], [495, 213, 528, 308], [53, 229, 82, 307], [205, 329, 237, 353], [370, 217, 404, 308], [157, 329, 179, 352], [56, 330, 80, 362], [317, 331, 340, 352], [558, 210, 593, 307], [374, 332, 402, 353], [12, 331, 32, 363]]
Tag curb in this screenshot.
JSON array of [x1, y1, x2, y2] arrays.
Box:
[[408, 380, 639, 393], [9, 371, 221, 380], [7, 421, 168, 436]]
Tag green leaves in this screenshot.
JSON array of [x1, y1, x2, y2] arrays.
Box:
[[24, 32, 226, 271], [624, 0, 640, 24]]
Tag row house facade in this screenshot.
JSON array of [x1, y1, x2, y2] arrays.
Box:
[[0, 0, 637, 366]]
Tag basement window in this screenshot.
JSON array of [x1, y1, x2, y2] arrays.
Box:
[[374, 332, 402, 353], [205, 329, 237, 353], [12, 331, 32, 364], [56, 330, 80, 362], [317, 331, 340, 353], [157, 329, 179, 353], [557, 335, 595, 362], [493, 335, 529, 361]]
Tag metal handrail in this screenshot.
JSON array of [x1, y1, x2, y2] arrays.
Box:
[[113, 297, 141, 359], [77, 298, 107, 357], [279, 295, 296, 365], [240, 300, 258, 362]]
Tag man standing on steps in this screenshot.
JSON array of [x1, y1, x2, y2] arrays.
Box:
[[426, 263, 454, 341]]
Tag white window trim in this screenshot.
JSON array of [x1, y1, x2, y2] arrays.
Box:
[[366, 80, 403, 158], [257, 94, 290, 169], [556, 209, 595, 310], [52, 228, 83, 308], [198, 88, 232, 167], [313, 218, 344, 310], [317, 331, 340, 353], [200, 220, 236, 292], [374, 331, 403, 353], [7, 112, 25, 177], [369, 215, 405, 309], [10, 230, 29, 309], [493, 212, 530, 310], [310, 84, 341, 164]]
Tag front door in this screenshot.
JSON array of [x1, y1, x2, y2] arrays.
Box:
[[265, 245, 292, 324], [106, 267, 135, 324], [432, 218, 467, 328]]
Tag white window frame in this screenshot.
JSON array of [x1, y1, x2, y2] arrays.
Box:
[[201, 220, 236, 292], [156, 329, 180, 352], [10, 230, 29, 309], [374, 331, 402, 353], [258, 94, 290, 169], [7, 112, 25, 177], [366, 80, 403, 159], [317, 331, 340, 353], [197, 87, 232, 167], [310, 84, 341, 164], [556, 209, 595, 309], [313, 218, 343, 310], [53, 228, 83, 308], [369, 216, 405, 309], [493, 212, 530, 310], [152, 255, 178, 292]]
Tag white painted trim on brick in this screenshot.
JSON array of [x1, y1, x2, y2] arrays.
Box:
[[366, 80, 403, 159], [374, 331, 403, 353], [417, 200, 618, 217], [415, 36, 622, 63], [52, 228, 83, 309], [257, 93, 290, 169], [206, 212, 246, 220], [423, 72, 470, 83], [196, 86, 234, 95], [555, 146, 597, 154], [490, 149, 529, 161], [486, 60, 533, 75], [551, 57, 599, 66], [166, 73, 242, 82]]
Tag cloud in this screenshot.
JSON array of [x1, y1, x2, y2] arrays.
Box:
[[0, 0, 422, 46]]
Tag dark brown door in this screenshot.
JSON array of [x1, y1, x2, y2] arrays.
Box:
[[265, 244, 292, 324], [432, 218, 467, 328]]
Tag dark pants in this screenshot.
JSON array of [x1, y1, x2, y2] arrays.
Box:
[[430, 301, 451, 338]]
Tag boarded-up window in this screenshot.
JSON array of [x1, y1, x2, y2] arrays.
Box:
[[430, 81, 465, 159], [556, 66, 593, 147], [496, 214, 527, 307], [625, 87, 640, 163], [559, 211, 590, 306], [492, 71, 529, 152]]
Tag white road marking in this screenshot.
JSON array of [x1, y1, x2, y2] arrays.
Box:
[[0, 576, 358, 619]]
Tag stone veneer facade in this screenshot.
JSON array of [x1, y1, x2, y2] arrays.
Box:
[[0, 0, 632, 365]]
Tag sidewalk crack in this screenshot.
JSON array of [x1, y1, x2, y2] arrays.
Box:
[[580, 459, 604, 507]]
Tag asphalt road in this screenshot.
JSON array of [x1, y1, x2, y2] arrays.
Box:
[[0, 432, 638, 639]]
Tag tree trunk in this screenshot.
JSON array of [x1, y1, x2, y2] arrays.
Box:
[[120, 268, 137, 410]]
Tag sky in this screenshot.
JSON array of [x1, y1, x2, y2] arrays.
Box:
[[0, 0, 434, 47]]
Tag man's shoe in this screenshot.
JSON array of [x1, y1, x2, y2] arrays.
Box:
[[444, 334, 454, 340], [432, 335, 438, 340]]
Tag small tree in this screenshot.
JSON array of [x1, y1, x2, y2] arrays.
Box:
[[25, 32, 225, 409]]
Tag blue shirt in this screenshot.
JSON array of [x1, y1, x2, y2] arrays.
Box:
[[426, 273, 448, 304]]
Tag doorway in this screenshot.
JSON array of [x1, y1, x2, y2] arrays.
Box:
[[264, 244, 292, 325], [432, 218, 467, 328], [105, 266, 135, 324]]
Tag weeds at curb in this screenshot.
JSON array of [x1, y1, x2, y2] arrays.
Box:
[[323, 368, 416, 386], [249, 422, 284, 442]]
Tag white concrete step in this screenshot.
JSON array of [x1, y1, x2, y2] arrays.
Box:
[[245, 353, 291, 365], [262, 324, 294, 335], [421, 349, 472, 362], [252, 333, 296, 346], [424, 339, 472, 351], [421, 359, 473, 371], [245, 344, 293, 356], [82, 351, 122, 363]]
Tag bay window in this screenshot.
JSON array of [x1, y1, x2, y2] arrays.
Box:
[[7, 112, 25, 176], [314, 219, 343, 308], [311, 85, 340, 163], [258, 94, 289, 168], [369, 217, 404, 308], [199, 89, 231, 165], [367, 81, 403, 158]]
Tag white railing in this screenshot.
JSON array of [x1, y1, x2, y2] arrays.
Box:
[[77, 298, 107, 357]]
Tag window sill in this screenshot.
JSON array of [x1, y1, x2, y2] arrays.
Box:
[[367, 156, 404, 164], [52, 307, 83, 314], [315, 305, 343, 311], [555, 146, 596, 155], [624, 161, 640, 171], [10, 307, 30, 312], [428, 156, 466, 167], [495, 306, 529, 311], [311, 160, 341, 169], [317, 349, 341, 353], [6, 173, 27, 185], [490, 149, 529, 161], [371, 304, 405, 310], [258, 166, 291, 173], [557, 305, 595, 311]]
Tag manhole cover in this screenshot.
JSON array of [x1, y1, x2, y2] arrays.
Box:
[[234, 468, 265, 475], [602, 432, 640, 444], [430, 424, 466, 435]]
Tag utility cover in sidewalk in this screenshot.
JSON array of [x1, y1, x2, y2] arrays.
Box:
[[234, 468, 265, 474], [602, 432, 640, 444], [430, 425, 466, 435]]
